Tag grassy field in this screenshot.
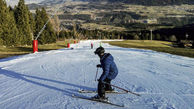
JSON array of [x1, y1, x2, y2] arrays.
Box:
[[0, 40, 77, 59], [105, 40, 194, 58], [1, 40, 194, 59]]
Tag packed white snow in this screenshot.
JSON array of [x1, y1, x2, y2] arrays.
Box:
[[0, 40, 194, 109]]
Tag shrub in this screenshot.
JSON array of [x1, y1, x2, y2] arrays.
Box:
[[169, 35, 177, 42]]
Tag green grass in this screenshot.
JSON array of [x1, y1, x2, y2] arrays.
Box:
[[1, 40, 194, 59], [0, 40, 77, 59], [105, 40, 194, 58]]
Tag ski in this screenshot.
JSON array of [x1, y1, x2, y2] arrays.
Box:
[[72, 94, 124, 107], [103, 82, 141, 96], [78, 89, 126, 94]]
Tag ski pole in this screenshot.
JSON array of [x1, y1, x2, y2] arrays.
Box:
[[104, 82, 141, 96], [95, 68, 98, 81]]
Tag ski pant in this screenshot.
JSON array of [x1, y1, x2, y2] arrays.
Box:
[[98, 78, 112, 97]]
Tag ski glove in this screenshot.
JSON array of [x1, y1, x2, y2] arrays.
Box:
[[96, 64, 102, 68]]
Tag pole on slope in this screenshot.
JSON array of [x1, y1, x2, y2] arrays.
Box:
[[33, 40, 38, 53], [104, 82, 141, 96], [95, 68, 98, 81], [67, 43, 70, 48]]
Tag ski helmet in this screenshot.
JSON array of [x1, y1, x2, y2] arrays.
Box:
[[94, 47, 105, 55]]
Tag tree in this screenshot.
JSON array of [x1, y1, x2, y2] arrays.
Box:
[[50, 15, 60, 39], [117, 34, 121, 39], [111, 32, 115, 39], [59, 30, 67, 39], [28, 10, 35, 40], [73, 22, 77, 39], [0, 0, 19, 46], [34, 8, 56, 44], [155, 33, 161, 40], [34, 8, 44, 43], [0, 19, 3, 45], [191, 34, 194, 48], [145, 33, 150, 40], [14, 0, 32, 45], [192, 41, 194, 48], [42, 8, 56, 44], [169, 35, 177, 42]]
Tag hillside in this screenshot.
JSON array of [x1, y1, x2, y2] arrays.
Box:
[[81, 0, 194, 5], [6, 0, 194, 8]]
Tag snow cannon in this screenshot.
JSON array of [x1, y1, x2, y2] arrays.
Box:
[[33, 40, 38, 53]]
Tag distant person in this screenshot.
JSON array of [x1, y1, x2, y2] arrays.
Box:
[[93, 47, 118, 100], [91, 42, 93, 49]]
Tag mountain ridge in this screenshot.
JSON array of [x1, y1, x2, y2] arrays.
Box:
[[6, 0, 194, 6], [80, 0, 194, 5]]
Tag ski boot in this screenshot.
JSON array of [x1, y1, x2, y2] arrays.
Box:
[[92, 94, 108, 101]]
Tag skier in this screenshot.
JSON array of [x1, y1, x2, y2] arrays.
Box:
[[93, 46, 118, 100], [91, 42, 93, 49]]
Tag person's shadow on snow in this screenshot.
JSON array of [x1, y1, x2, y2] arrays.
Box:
[[0, 68, 95, 97]]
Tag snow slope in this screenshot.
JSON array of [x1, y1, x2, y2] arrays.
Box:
[[0, 40, 194, 109]]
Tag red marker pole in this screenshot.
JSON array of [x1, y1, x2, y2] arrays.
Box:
[[67, 43, 70, 48], [33, 40, 38, 53]]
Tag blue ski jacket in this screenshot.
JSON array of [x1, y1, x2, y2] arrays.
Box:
[[99, 53, 118, 81]]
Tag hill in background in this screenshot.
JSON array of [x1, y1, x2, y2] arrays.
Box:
[[81, 0, 194, 5]]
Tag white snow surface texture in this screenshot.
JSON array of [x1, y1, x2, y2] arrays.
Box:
[[0, 40, 194, 109]]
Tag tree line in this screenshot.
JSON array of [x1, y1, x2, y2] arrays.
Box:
[[59, 27, 123, 40], [0, 0, 56, 46], [122, 24, 194, 48], [59, 23, 194, 48]]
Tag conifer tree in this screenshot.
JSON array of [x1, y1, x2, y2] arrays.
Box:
[[28, 7, 35, 40], [0, 0, 19, 46], [35, 8, 56, 44], [41, 8, 56, 44], [0, 20, 2, 45], [14, 0, 32, 45], [34, 8, 44, 44], [50, 15, 60, 39]]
